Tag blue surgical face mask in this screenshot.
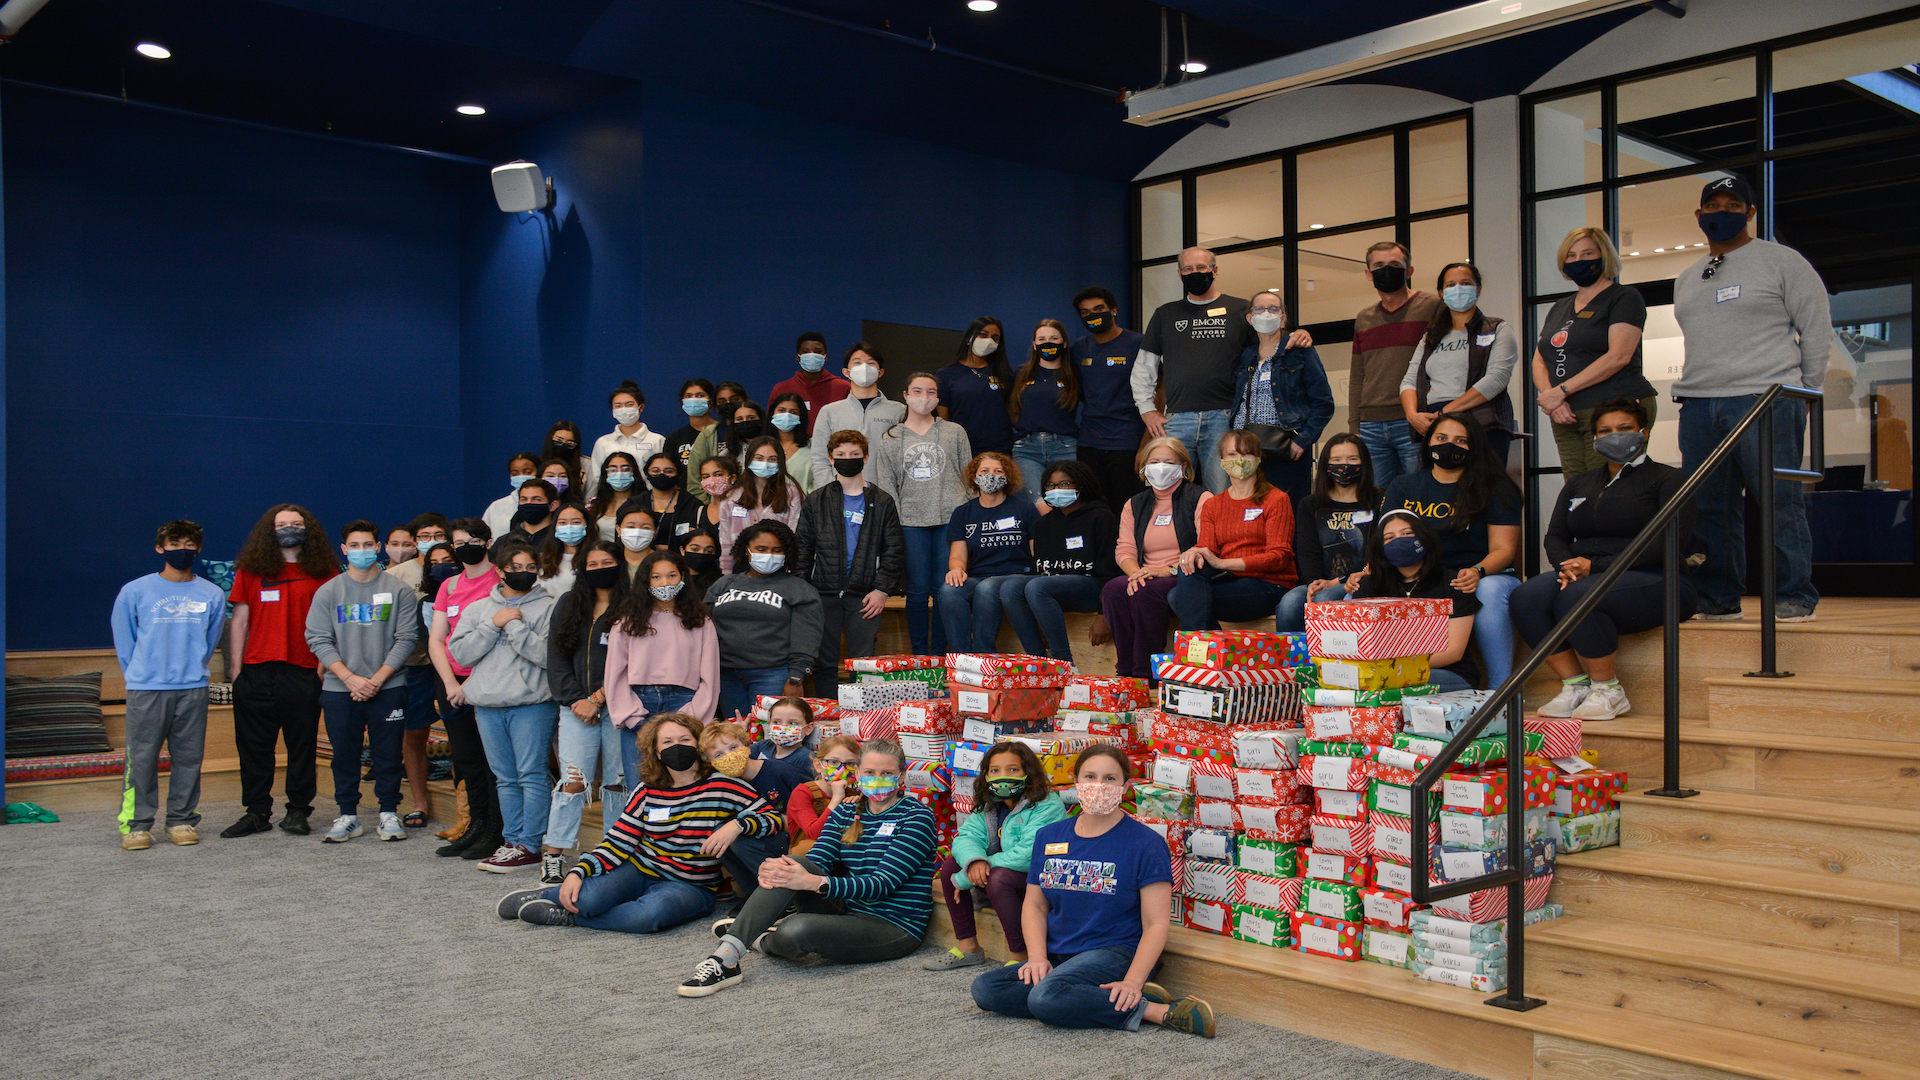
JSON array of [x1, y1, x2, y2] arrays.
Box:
[[771, 413, 803, 432], [417, 539, 442, 553], [1442, 283, 1478, 313], [1698, 209, 1748, 243], [799, 352, 827, 373], [748, 460, 781, 479], [1383, 535, 1426, 568], [346, 549, 380, 571], [509, 474, 532, 489], [682, 397, 710, 417], [555, 523, 588, 546], [1043, 488, 1078, 508], [606, 470, 635, 490], [748, 552, 786, 575]]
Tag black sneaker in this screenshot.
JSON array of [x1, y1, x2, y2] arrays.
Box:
[[496, 887, 548, 920], [219, 812, 273, 839], [277, 809, 312, 835], [517, 899, 575, 926], [711, 917, 736, 940], [540, 853, 565, 886], [676, 956, 742, 997]]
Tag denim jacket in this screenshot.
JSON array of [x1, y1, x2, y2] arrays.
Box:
[[1231, 343, 1336, 451]]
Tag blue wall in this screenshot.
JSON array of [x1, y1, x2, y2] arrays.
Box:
[[4, 89, 468, 650], [459, 83, 1127, 510]]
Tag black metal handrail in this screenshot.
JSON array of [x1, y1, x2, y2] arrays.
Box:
[[1408, 382, 1824, 1012]]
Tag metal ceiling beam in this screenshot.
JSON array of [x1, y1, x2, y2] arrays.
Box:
[[1124, 0, 1653, 125]]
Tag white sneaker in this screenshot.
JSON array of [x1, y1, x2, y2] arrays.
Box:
[[1571, 683, 1630, 721], [377, 812, 407, 841], [1536, 682, 1591, 718], [322, 815, 363, 843]]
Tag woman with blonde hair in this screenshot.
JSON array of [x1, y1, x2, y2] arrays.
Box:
[[1100, 437, 1211, 678], [1009, 318, 1081, 501], [1532, 225, 1656, 478], [938, 451, 1040, 652], [785, 733, 864, 856]]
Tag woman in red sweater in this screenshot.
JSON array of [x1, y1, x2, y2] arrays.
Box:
[[1169, 429, 1298, 630], [784, 734, 863, 857]]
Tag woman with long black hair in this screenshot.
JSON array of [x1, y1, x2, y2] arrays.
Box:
[[1348, 510, 1481, 692], [588, 452, 641, 543], [538, 541, 629, 883], [1276, 434, 1379, 631], [1399, 262, 1520, 466], [937, 316, 1016, 455], [715, 435, 803, 574]]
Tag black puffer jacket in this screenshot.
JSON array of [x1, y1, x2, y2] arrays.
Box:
[[793, 482, 906, 597]]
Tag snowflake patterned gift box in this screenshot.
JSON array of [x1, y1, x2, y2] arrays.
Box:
[[1297, 753, 1371, 792], [894, 698, 959, 735], [1232, 766, 1307, 806], [1305, 704, 1402, 745], [1239, 802, 1312, 843], [1059, 676, 1150, 712], [1290, 912, 1362, 961], [1306, 596, 1452, 660]]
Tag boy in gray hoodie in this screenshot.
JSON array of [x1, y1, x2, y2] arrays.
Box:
[[447, 537, 557, 872]]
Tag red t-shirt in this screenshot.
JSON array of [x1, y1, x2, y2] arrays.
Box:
[[434, 567, 500, 678], [229, 563, 336, 668]]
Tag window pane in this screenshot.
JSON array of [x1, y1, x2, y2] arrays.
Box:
[[1533, 92, 1600, 191], [1139, 179, 1183, 260], [1138, 261, 1183, 321], [1641, 303, 1687, 466], [1409, 214, 1471, 282], [1298, 135, 1394, 231], [1196, 158, 1287, 249], [1213, 244, 1288, 312], [1616, 57, 1757, 176], [1618, 171, 1733, 284], [1297, 228, 1396, 326], [1773, 19, 1920, 149], [1318, 340, 1354, 443], [1410, 119, 1469, 213], [1532, 191, 1604, 293], [1772, 132, 1920, 287]]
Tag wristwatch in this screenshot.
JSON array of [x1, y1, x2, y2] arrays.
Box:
[[1470, 565, 1488, 577], [815, 879, 831, 895]]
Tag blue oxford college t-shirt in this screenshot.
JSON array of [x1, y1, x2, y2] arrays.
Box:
[[1028, 814, 1174, 956], [945, 497, 1038, 577]]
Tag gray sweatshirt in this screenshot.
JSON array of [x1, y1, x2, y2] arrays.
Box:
[[303, 570, 421, 694], [446, 583, 556, 707], [704, 571, 823, 681], [811, 391, 908, 488], [871, 416, 973, 528], [1673, 238, 1832, 398]]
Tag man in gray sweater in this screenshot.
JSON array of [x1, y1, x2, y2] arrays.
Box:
[[1674, 176, 1833, 622], [304, 520, 422, 843]]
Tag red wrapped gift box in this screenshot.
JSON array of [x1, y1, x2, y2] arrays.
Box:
[[1152, 661, 1299, 688], [1184, 897, 1235, 936], [1309, 814, 1373, 858], [1305, 704, 1402, 745], [952, 685, 1063, 723], [1183, 857, 1242, 902], [1368, 811, 1438, 866], [1441, 764, 1555, 816], [1054, 713, 1140, 747], [1305, 597, 1452, 661], [1240, 802, 1312, 843], [948, 667, 1074, 690], [1361, 887, 1422, 931], [839, 706, 898, 742], [1301, 847, 1372, 888], [1235, 869, 1306, 913], [1552, 768, 1626, 817], [947, 653, 1075, 678], [1060, 676, 1150, 711], [1136, 816, 1189, 860], [1232, 766, 1305, 805], [1428, 872, 1553, 923], [1291, 912, 1363, 961], [751, 694, 842, 722], [895, 699, 960, 735], [1299, 753, 1371, 792], [1312, 787, 1368, 820], [1190, 759, 1238, 802], [1194, 799, 1242, 831], [1524, 716, 1583, 758], [846, 654, 946, 673], [1174, 630, 1300, 670]]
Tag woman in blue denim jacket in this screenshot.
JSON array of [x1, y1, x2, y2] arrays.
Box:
[[1231, 291, 1335, 502]]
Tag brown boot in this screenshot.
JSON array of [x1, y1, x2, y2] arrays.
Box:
[[435, 784, 471, 841]]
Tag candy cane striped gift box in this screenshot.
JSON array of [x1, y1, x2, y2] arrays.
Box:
[[946, 653, 1075, 677], [1305, 597, 1452, 661], [1151, 660, 1299, 688]]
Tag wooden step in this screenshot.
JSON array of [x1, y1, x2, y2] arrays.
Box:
[[1617, 789, 1920, 884], [1705, 675, 1920, 743], [1527, 914, 1920, 1063], [1550, 847, 1920, 963], [1581, 717, 1920, 807]]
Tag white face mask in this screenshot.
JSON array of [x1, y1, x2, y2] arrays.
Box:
[[848, 363, 880, 388], [969, 336, 997, 359], [1142, 461, 1184, 490], [612, 406, 641, 426], [619, 527, 654, 551], [1250, 311, 1284, 334]]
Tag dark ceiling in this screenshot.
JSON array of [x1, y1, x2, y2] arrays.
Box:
[[0, 0, 1646, 179]]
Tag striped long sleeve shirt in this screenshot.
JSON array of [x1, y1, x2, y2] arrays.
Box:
[[572, 775, 784, 891], [804, 797, 939, 937]]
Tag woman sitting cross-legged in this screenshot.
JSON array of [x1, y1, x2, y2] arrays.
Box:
[[677, 737, 938, 998], [493, 712, 782, 933], [969, 745, 1215, 1037], [924, 741, 1065, 971]]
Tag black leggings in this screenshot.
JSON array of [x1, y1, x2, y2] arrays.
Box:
[[731, 856, 923, 964], [1509, 570, 1695, 660]]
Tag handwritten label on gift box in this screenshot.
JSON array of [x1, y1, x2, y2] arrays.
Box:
[[1175, 688, 1217, 717], [1058, 713, 1090, 732], [1442, 851, 1489, 879], [1238, 912, 1277, 945], [1310, 756, 1355, 789], [1375, 860, 1413, 894], [1312, 822, 1357, 852], [951, 746, 985, 773], [1367, 929, 1411, 964], [1443, 778, 1485, 807], [1307, 851, 1347, 881], [1373, 824, 1411, 861], [1320, 661, 1361, 690], [1189, 830, 1232, 861], [1307, 888, 1350, 920], [1187, 899, 1227, 933], [956, 690, 990, 714], [1152, 755, 1193, 791], [1319, 630, 1360, 657], [1242, 876, 1289, 910], [1404, 703, 1445, 733], [1236, 769, 1280, 800], [1308, 710, 1351, 739], [1299, 923, 1341, 955], [1442, 815, 1488, 846], [1194, 773, 1235, 801], [1240, 845, 1279, 875], [961, 718, 997, 744], [1375, 784, 1412, 816], [1196, 801, 1236, 829], [1429, 951, 1482, 973], [1187, 862, 1236, 898], [1316, 789, 1363, 818], [1063, 683, 1090, 704], [1362, 891, 1402, 925]]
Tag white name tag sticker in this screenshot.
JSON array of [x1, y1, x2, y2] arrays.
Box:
[[1065, 536, 1084, 549], [372, 592, 393, 604], [731, 506, 748, 517], [1475, 333, 1496, 347], [1443, 815, 1487, 845], [1307, 851, 1345, 880], [259, 590, 281, 602], [1317, 790, 1362, 818], [1716, 285, 1741, 303], [994, 516, 1018, 530], [1376, 861, 1413, 894], [876, 822, 896, 837], [1152, 755, 1193, 790], [1307, 889, 1347, 919], [676, 523, 691, 535], [911, 467, 933, 480], [446, 605, 459, 616], [1152, 513, 1172, 527], [1243, 507, 1262, 521], [1568, 497, 1587, 510], [599, 632, 610, 645], [849, 512, 864, 524], [1442, 851, 1488, 878], [957, 690, 990, 713], [1194, 773, 1234, 801], [1240, 913, 1275, 945], [1352, 510, 1373, 524], [962, 718, 997, 744], [1377, 785, 1411, 816], [646, 807, 670, 822]]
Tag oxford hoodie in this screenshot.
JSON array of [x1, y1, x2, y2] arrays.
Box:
[[446, 582, 556, 707]]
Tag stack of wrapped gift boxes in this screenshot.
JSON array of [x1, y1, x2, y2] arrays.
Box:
[[1052, 675, 1152, 783], [841, 656, 951, 843], [1523, 715, 1627, 855], [943, 654, 1074, 844]]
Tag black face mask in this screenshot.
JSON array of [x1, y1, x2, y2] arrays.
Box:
[[1326, 462, 1364, 488], [1370, 265, 1407, 293], [1179, 270, 1214, 296], [1081, 310, 1113, 333], [428, 563, 461, 584], [1035, 342, 1063, 362], [1428, 442, 1472, 471], [832, 457, 866, 478], [684, 552, 720, 576], [161, 548, 199, 571], [731, 418, 766, 443], [515, 503, 551, 525], [658, 743, 701, 772], [647, 472, 679, 491], [502, 570, 539, 593], [583, 565, 622, 590], [454, 543, 489, 566], [1563, 258, 1604, 287], [275, 525, 307, 549]]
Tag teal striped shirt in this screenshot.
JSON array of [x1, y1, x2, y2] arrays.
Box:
[[807, 797, 938, 937]]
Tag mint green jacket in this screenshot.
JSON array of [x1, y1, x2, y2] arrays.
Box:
[[948, 791, 1067, 891]]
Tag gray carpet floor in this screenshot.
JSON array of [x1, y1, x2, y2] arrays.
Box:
[[1, 803, 1481, 1080]]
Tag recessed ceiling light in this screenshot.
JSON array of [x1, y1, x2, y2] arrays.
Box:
[[1180, 61, 1208, 73], [1308, 223, 1325, 230], [456, 104, 487, 116], [967, 0, 997, 10], [135, 43, 171, 59], [1654, 247, 1665, 252], [1629, 251, 1640, 256]]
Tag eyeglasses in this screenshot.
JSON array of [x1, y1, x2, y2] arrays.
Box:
[[1702, 254, 1726, 280]]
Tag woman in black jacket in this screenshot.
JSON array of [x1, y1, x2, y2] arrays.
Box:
[[791, 430, 905, 689], [1510, 399, 1695, 721], [1004, 460, 1119, 666], [539, 541, 630, 884]]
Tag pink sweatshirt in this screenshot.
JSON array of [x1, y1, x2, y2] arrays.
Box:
[[715, 479, 804, 573], [603, 610, 721, 728]]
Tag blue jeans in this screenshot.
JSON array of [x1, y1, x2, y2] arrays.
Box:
[[1164, 409, 1233, 492], [1430, 667, 1474, 693], [720, 828, 791, 909], [1679, 396, 1817, 614], [1358, 419, 1422, 489], [540, 861, 715, 935], [1275, 582, 1347, 632], [971, 946, 1148, 1031], [1006, 574, 1104, 663], [473, 702, 558, 852], [619, 685, 697, 809], [1169, 571, 1287, 631], [900, 525, 950, 656], [546, 704, 628, 851], [1013, 432, 1080, 501], [939, 574, 1030, 653], [718, 666, 789, 725], [1472, 571, 1521, 689]]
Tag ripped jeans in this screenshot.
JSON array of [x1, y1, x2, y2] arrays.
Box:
[[544, 703, 630, 851]]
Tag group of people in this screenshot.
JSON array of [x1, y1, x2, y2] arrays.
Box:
[[104, 175, 1826, 1022]]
